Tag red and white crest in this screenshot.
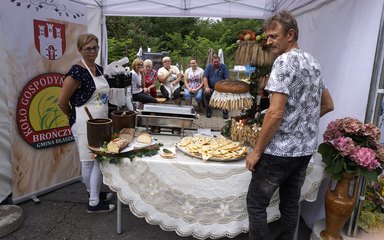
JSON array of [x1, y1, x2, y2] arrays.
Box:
[[33, 19, 66, 60]]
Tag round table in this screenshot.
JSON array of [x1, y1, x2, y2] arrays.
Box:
[[101, 134, 325, 239]]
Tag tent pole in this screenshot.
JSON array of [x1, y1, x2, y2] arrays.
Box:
[[100, 13, 107, 68], [346, 1, 384, 237], [365, 0, 384, 125]]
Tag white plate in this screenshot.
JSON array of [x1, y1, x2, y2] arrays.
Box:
[[132, 139, 157, 148], [119, 139, 157, 153], [159, 146, 176, 158]]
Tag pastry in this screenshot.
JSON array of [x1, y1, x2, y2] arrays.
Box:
[[136, 132, 152, 144]]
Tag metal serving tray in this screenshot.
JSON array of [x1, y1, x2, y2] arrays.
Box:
[[137, 114, 194, 129], [141, 103, 195, 116]]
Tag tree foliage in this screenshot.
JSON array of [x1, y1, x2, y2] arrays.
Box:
[[106, 16, 263, 69]]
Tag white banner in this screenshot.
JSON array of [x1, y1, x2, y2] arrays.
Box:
[[0, 0, 88, 201]]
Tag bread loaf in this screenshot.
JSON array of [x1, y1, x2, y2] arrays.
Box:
[[214, 80, 249, 94], [119, 128, 135, 143], [107, 137, 129, 153], [136, 132, 152, 144]]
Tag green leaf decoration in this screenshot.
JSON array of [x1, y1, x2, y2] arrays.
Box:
[[358, 168, 379, 182], [330, 159, 344, 174], [318, 143, 335, 164], [94, 144, 161, 164]]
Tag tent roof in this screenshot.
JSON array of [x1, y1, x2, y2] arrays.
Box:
[[72, 0, 324, 19]]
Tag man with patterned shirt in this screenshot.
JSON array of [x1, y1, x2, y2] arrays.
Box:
[[245, 11, 334, 240]]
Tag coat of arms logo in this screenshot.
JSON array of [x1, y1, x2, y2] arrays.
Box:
[[33, 19, 66, 60]]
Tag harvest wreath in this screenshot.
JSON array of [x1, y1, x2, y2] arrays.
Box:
[[221, 112, 264, 146]]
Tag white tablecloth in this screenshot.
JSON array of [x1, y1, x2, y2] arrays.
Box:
[[100, 135, 325, 239]]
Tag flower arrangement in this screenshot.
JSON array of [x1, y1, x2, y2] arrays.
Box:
[[318, 117, 384, 181], [358, 175, 384, 232]]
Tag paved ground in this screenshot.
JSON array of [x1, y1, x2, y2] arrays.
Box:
[[1, 181, 312, 240], [1, 107, 312, 239]]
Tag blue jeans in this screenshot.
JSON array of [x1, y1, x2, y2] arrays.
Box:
[[247, 153, 311, 240], [184, 88, 203, 102]]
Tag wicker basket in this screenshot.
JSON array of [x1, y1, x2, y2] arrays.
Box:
[[105, 73, 131, 88]]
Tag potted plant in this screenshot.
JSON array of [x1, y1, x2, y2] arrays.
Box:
[[319, 117, 383, 181], [318, 117, 384, 240]]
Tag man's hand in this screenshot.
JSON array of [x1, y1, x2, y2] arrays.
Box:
[[204, 87, 212, 94], [246, 151, 261, 171]]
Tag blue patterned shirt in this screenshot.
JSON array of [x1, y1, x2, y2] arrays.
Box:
[[265, 48, 326, 157]]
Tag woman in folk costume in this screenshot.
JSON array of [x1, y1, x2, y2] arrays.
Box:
[[143, 59, 158, 98], [58, 33, 115, 213]]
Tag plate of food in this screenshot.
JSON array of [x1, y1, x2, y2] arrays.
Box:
[[88, 129, 158, 156], [176, 135, 249, 161], [159, 146, 176, 159], [88, 128, 135, 155]]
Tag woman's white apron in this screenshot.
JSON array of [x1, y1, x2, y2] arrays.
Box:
[[71, 59, 110, 162]]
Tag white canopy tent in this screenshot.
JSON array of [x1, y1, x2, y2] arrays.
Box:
[[0, 0, 383, 215], [69, 0, 384, 230], [75, 0, 384, 132]]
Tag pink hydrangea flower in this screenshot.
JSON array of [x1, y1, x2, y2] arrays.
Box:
[[321, 117, 384, 176], [375, 145, 384, 162], [350, 147, 377, 169], [323, 121, 342, 141], [363, 123, 381, 141], [333, 137, 355, 157], [368, 159, 380, 170], [340, 117, 363, 134]]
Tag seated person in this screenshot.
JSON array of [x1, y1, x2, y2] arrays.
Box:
[[157, 56, 182, 105], [143, 59, 158, 98], [184, 58, 204, 112], [131, 59, 157, 104], [203, 55, 230, 119]]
